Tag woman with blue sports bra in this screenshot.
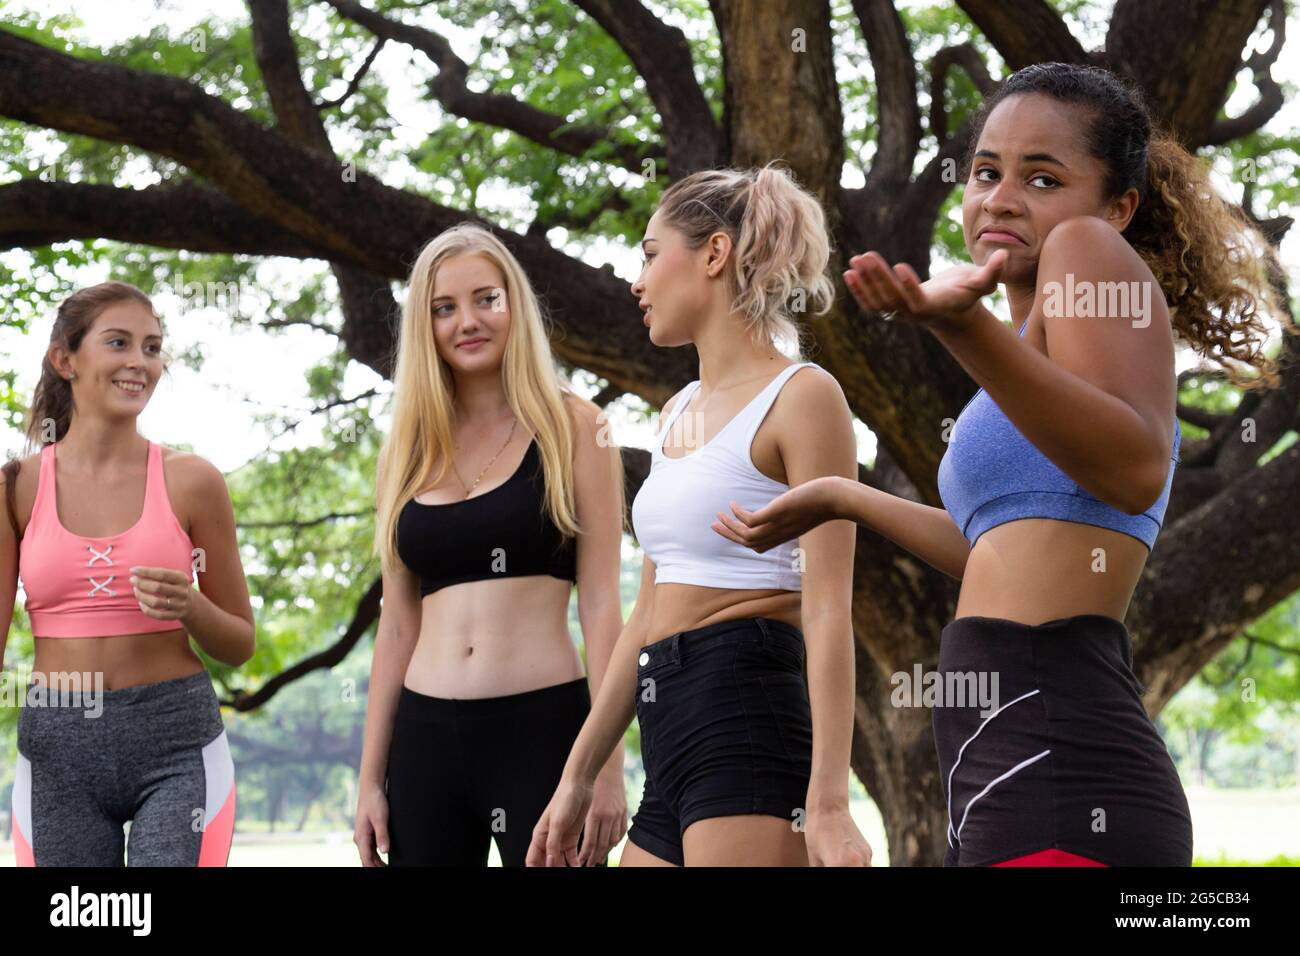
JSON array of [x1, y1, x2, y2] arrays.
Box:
[[528, 163, 873, 867], [715, 64, 1288, 866]]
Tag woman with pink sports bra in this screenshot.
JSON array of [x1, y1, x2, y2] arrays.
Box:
[[1, 281, 254, 866]]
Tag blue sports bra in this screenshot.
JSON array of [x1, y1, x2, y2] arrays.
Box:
[[937, 320, 1180, 550]]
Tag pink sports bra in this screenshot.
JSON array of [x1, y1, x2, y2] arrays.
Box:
[[17, 440, 196, 638]]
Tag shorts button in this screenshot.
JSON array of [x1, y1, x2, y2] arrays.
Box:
[[638, 652, 649, 666]]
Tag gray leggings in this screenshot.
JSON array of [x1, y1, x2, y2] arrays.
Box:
[[12, 670, 236, 866]]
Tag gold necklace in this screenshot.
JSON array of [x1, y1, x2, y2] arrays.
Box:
[[451, 417, 518, 499]]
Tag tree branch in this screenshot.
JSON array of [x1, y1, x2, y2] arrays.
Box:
[[927, 42, 994, 148], [261, 315, 342, 335], [318, 37, 386, 111], [0, 179, 329, 259], [1244, 632, 1300, 657], [237, 510, 369, 529], [1132, 443, 1300, 711], [571, 0, 725, 175], [1203, 0, 1286, 147], [902, 114, 978, 239], [227, 577, 382, 711], [526, 190, 632, 237], [956, 0, 1087, 70], [851, 0, 921, 191], [319, 0, 659, 174], [1106, 0, 1273, 145], [0, 27, 688, 400], [1179, 209, 1299, 474], [1175, 402, 1228, 431], [249, 0, 403, 380]]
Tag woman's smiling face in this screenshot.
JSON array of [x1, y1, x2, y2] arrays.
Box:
[[430, 253, 511, 371], [962, 93, 1130, 287], [56, 300, 165, 418]]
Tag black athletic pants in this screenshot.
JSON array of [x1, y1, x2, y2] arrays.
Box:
[[385, 676, 604, 866]]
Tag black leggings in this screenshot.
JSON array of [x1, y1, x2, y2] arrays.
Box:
[[385, 676, 598, 866]]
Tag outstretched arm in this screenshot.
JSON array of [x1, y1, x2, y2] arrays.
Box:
[[716, 475, 971, 582], [848, 216, 1177, 513], [834, 480, 970, 580]]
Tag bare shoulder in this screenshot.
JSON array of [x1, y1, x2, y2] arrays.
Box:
[[563, 391, 623, 495], [1040, 215, 1149, 278], [1036, 215, 1168, 335], [160, 446, 228, 500], [767, 363, 851, 460], [560, 389, 614, 458], [769, 363, 855, 481], [1, 449, 42, 475], [1, 449, 44, 500], [776, 362, 847, 416]]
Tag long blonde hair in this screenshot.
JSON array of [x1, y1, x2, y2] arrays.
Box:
[[373, 223, 581, 573]]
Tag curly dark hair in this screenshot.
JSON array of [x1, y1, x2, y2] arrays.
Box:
[[964, 62, 1293, 389]]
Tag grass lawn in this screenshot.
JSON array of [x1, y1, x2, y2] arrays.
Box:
[[2, 786, 1296, 866]]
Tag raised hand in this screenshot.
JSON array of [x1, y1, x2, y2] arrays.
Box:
[[844, 249, 1007, 332]]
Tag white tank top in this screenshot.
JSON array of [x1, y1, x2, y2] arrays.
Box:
[[631, 362, 820, 590]]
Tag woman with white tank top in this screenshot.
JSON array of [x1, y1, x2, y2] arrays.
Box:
[[527, 163, 873, 867]]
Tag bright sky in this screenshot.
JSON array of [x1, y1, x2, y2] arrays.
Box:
[[1, 0, 1296, 473]]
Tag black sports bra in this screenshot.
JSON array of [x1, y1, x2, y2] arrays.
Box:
[[395, 438, 577, 596]]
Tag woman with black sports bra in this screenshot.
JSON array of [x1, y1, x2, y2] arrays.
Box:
[[528, 163, 873, 867], [355, 223, 627, 867], [715, 64, 1290, 866]]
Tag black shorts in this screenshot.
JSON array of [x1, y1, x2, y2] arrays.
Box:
[[385, 676, 599, 866], [932, 614, 1193, 866], [626, 616, 812, 866]]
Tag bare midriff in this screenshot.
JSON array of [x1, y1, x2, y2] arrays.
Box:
[[955, 518, 1148, 625], [641, 585, 801, 646], [403, 574, 584, 699], [33, 630, 205, 691]]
